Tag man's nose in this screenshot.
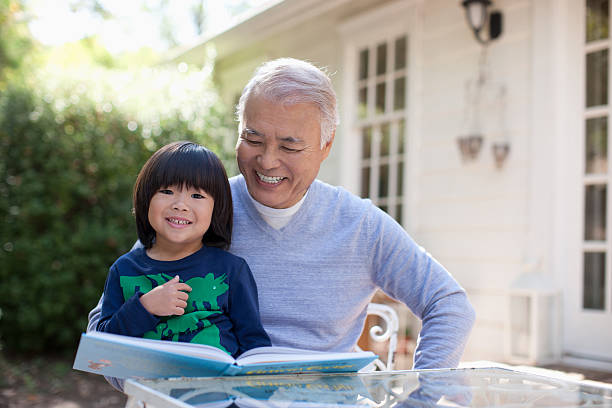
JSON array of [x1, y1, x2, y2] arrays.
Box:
[[257, 146, 280, 169]]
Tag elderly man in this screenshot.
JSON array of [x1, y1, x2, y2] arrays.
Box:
[[88, 58, 475, 375]]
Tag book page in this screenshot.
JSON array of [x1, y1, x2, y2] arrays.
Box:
[[236, 346, 375, 365], [86, 332, 235, 363]]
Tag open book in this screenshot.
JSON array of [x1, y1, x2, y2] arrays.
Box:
[[73, 332, 377, 379]]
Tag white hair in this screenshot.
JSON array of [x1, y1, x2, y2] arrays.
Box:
[[236, 58, 339, 148]]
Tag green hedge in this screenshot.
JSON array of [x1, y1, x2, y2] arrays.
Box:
[[0, 65, 235, 352]]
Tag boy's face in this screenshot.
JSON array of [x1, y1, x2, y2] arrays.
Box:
[[147, 184, 214, 259]]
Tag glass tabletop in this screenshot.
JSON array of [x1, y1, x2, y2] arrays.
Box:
[[124, 367, 612, 407]]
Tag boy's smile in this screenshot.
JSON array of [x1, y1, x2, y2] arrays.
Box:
[[147, 185, 214, 261]]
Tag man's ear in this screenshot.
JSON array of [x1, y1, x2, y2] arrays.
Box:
[[321, 130, 335, 160]]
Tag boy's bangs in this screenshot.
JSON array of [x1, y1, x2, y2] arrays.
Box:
[[154, 147, 216, 194]]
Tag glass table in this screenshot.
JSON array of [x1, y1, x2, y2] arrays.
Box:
[[123, 367, 612, 407]]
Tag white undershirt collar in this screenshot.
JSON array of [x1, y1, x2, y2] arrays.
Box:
[[247, 190, 309, 230]]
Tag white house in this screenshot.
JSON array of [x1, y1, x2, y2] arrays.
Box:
[[171, 0, 612, 371]]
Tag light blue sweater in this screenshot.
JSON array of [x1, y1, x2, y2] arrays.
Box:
[[228, 175, 474, 368], [88, 175, 474, 371]]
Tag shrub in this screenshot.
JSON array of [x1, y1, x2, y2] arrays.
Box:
[[0, 64, 235, 352]]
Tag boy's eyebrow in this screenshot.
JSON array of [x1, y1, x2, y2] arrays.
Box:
[[243, 127, 304, 144]]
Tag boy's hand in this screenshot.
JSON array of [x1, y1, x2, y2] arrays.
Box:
[[140, 275, 192, 316]]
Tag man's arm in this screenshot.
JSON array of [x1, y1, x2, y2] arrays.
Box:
[[86, 294, 125, 392], [368, 207, 475, 369], [87, 295, 103, 332]]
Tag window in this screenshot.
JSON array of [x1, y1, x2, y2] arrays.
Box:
[[357, 35, 408, 224], [583, 0, 610, 311]]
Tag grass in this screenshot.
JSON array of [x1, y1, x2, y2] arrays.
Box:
[[0, 352, 126, 408]]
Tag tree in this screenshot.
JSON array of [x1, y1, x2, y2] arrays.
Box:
[[0, 0, 33, 84]]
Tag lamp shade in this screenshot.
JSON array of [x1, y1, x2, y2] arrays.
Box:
[[462, 0, 491, 32]]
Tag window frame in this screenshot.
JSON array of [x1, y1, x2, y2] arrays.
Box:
[[338, 1, 421, 230]]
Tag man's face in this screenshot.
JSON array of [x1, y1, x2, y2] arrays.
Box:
[[236, 95, 333, 209]]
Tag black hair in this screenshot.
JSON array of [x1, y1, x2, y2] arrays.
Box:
[[133, 141, 232, 250]]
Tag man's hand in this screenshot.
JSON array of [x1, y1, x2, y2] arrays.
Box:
[[139, 275, 192, 316]]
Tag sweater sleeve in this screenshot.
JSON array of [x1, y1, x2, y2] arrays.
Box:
[[227, 260, 271, 354], [96, 264, 159, 337], [88, 241, 145, 334], [87, 295, 102, 333], [368, 206, 476, 369]]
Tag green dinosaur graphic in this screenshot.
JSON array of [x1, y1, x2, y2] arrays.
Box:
[[119, 275, 151, 300], [119, 273, 173, 300], [135, 272, 229, 353], [143, 310, 221, 340], [191, 321, 228, 353], [143, 311, 228, 353], [185, 273, 228, 312], [148, 273, 174, 286]]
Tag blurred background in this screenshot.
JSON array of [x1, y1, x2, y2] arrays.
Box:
[[1, 0, 612, 407]]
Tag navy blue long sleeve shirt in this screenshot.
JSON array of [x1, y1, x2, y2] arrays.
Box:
[[97, 245, 270, 358]]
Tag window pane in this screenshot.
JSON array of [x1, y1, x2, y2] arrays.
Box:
[[376, 82, 386, 114], [394, 77, 406, 111], [359, 49, 369, 80], [361, 126, 372, 159], [376, 43, 387, 76], [395, 36, 407, 70], [358, 87, 368, 119], [587, 0, 609, 42], [397, 161, 404, 196], [361, 167, 370, 198], [398, 119, 405, 154], [381, 123, 390, 156], [583, 252, 606, 310], [586, 117, 608, 174], [379, 164, 389, 198], [586, 49, 609, 107], [395, 204, 403, 225], [584, 184, 607, 240]]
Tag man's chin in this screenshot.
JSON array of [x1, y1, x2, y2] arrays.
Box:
[[253, 193, 285, 209]]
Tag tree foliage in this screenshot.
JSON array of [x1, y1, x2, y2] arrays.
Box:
[[0, 0, 33, 84], [0, 64, 235, 353]]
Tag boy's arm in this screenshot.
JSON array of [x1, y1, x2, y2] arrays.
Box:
[[89, 240, 145, 333], [97, 265, 159, 336], [228, 260, 272, 354]]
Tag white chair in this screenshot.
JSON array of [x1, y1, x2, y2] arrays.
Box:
[[357, 303, 400, 371]]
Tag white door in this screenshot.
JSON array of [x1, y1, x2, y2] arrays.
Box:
[[564, 0, 612, 366]]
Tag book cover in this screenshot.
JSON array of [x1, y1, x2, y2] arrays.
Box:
[[73, 332, 377, 380]]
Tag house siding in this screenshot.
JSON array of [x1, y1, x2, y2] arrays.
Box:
[[415, 0, 533, 361]]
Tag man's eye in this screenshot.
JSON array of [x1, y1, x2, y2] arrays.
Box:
[[281, 146, 300, 153], [245, 139, 262, 146]]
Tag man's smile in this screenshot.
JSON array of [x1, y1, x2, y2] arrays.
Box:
[[256, 171, 286, 184]]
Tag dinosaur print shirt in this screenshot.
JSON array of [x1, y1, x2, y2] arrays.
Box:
[[97, 245, 271, 358]]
